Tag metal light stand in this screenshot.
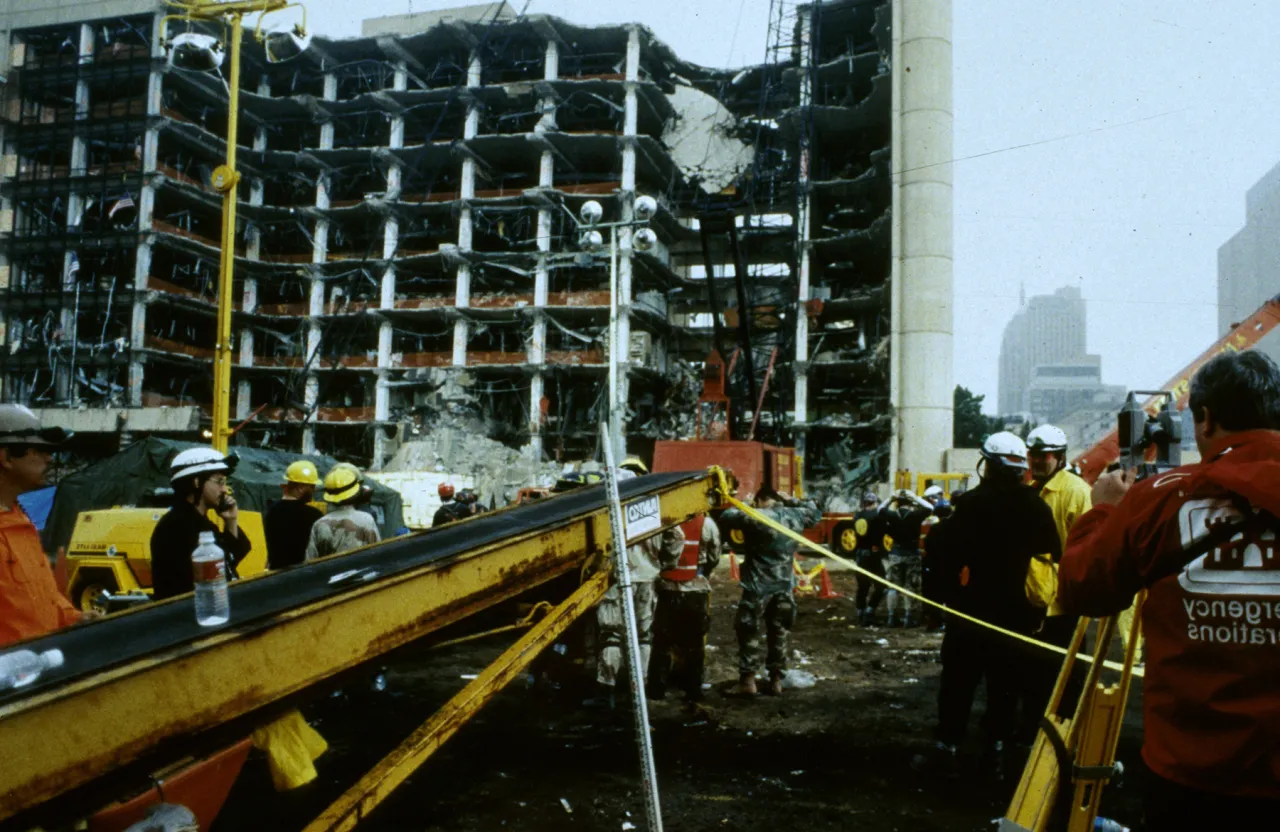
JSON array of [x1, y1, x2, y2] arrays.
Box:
[[162, 0, 305, 452]]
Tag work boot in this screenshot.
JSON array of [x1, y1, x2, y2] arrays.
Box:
[[767, 671, 785, 696], [857, 608, 870, 626], [735, 672, 758, 697], [886, 614, 900, 628]]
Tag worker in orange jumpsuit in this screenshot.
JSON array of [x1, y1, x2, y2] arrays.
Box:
[[0, 405, 83, 647]]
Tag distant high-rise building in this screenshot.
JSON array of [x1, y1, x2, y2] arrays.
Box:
[[1219, 161, 1280, 364], [1026, 355, 1125, 425], [998, 286, 1087, 415]]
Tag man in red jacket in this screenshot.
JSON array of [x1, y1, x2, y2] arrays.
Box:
[[1059, 351, 1280, 829]]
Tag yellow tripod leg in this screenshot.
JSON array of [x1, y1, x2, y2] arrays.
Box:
[[1065, 595, 1145, 832], [1001, 617, 1090, 832]]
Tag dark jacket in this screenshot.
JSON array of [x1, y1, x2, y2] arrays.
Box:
[[930, 476, 1060, 632], [433, 500, 469, 528], [884, 506, 932, 553], [1059, 430, 1280, 799], [150, 503, 252, 600], [264, 499, 323, 570]]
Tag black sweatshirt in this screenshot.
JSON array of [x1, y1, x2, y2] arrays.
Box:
[[150, 502, 252, 600], [264, 499, 323, 569]]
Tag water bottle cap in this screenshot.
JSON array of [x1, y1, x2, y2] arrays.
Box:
[[41, 649, 64, 669], [198, 531, 215, 544]]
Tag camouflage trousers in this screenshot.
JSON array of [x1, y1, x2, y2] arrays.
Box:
[[735, 589, 796, 675], [885, 551, 922, 621], [597, 581, 657, 687]]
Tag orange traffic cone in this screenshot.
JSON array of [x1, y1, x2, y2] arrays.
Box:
[[816, 563, 841, 599], [728, 553, 740, 582]]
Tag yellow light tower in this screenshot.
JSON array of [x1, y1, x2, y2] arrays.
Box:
[[161, 1, 309, 452]]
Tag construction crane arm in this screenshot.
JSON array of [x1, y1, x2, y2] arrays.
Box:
[[1072, 295, 1280, 483]]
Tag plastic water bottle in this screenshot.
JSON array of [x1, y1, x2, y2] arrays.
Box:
[[0, 648, 65, 690], [1094, 818, 1130, 832], [192, 531, 229, 626]]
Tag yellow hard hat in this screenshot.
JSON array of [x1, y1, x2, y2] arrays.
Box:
[[621, 456, 648, 475], [284, 460, 320, 486], [323, 463, 362, 503]]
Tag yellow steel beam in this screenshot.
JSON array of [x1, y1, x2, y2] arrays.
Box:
[[167, 0, 289, 21], [0, 473, 718, 821], [306, 571, 611, 832]]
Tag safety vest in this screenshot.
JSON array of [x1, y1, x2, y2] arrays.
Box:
[[660, 517, 701, 582]]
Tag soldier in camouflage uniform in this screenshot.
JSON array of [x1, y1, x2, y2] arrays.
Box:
[[722, 489, 822, 696]]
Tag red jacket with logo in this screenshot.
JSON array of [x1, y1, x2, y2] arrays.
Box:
[[1059, 430, 1280, 798]]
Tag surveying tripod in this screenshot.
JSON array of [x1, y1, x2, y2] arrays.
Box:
[[1002, 594, 1145, 832]]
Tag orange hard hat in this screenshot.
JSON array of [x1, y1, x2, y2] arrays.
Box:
[[438, 482, 455, 500]]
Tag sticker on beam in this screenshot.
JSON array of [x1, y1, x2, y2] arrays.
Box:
[[624, 496, 661, 541]]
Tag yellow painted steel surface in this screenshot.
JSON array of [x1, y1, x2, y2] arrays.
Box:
[[0, 472, 718, 821]]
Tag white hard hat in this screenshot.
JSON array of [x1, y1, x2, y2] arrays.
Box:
[[0, 404, 71, 447], [923, 485, 944, 499], [169, 447, 237, 483], [1026, 424, 1068, 453], [981, 431, 1029, 471]]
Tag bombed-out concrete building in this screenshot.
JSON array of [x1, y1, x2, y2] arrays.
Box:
[[0, 0, 952, 491]]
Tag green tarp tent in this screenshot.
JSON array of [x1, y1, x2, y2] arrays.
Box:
[[45, 438, 404, 552]]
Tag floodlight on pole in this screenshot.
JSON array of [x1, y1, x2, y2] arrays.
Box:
[[579, 200, 604, 225], [632, 228, 657, 252], [166, 32, 224, 70], [580, 229, 604, 248], [633, 195, 657, 221], [255, 5, 310, 63]]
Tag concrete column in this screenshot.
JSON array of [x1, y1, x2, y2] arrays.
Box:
[[526, 39, 559, 460], [127, 32, 164, 408], [891, 0, 954, 474], [127, 244, 151, 407], [57, 24, 95, 404], [611, 28, 642, 448], [372, 65, 407, 466], [319, 72, 337, 147], [452, 50, 482, 367], [792, 9, 815, 460], [301, 75, 339, 453], [235, 77, 271, 419], [235, 175, 265, 420]]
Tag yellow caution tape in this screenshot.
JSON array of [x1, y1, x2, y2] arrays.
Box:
[[714, 469, 1142, 679]]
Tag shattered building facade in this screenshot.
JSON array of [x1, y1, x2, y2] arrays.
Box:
[[0, 0, 953, 487]]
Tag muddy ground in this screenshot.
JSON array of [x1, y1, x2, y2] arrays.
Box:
[[215, 566, 1147, 831]]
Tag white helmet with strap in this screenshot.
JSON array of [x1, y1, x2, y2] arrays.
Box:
[[169, 447, 237, 483], [1026, 424, 1069, 454], [980, 431, 1029, 472]]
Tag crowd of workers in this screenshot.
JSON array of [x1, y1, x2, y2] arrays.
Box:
[[1, 349, 1278, 828]]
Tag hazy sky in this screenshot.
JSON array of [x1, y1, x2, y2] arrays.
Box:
[[306, 0, 1280, 414]]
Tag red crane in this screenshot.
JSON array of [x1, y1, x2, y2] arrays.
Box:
[[1073, 295, 1280, 483]]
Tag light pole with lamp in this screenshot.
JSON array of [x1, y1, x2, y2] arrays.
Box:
[[569, 195, 659, 462], [566, 194, 665, 832], [160, 0, 310, 453]]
